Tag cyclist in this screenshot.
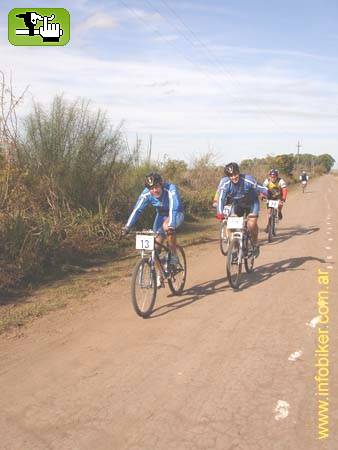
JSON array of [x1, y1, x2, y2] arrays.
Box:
[[123, 172, 184, 286], [299, 170, 309, 183], [262, 169, 287, 227], [215, 162, 268, 257]]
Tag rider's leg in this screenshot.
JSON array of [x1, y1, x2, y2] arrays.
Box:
[[247, 216, 259, 244], [248, 198, 260, 244], [266, 203, 270, 231], [163, 219, 177, 254], [153, 214, 166, 285]]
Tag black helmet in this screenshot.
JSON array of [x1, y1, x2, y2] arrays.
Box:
[[144, 172, 163, 188], [269, 168, 279, 177], [224, 162, 240, 177]]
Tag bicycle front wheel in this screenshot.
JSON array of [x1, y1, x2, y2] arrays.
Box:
[[226, 238, 242, 289], [168, 246, 187, 295], [272, 212, 277, 236], [219, 222, 229, 256], [267, 213, 273, 243], [131, 259, 157, 318]]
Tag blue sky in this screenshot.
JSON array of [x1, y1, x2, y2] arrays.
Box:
[[1, 0, 338, 166]]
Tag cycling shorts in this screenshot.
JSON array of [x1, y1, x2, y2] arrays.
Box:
[[234, 197, 260, 217], [153, 212, 184, 236]]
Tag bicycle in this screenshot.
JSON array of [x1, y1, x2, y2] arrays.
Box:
[[266, 199, 279, 243], [130, 230, 187, 318], [219, 205, 232, 256], [301, 180, 307, 193], [226, 214, 256, 290]]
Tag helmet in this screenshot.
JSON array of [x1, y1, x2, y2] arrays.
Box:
[[144, 172, 163, 188], [224, 162, 240, 177], [269, 169, 279, 177], [302, 170, 306, 174]]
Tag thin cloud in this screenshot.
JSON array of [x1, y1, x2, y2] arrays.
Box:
[[1, 39, 338, 163], [175, 1, 243, 17], [210, 44, 338, 63], [75, 12, 118, 33], [154, 34, 180, 42]]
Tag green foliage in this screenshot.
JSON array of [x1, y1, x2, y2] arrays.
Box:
[[316, 154, 335, 173], [0, 92, 335, 290], [17, 95, 128, 211], [274, 154, 295, 176]]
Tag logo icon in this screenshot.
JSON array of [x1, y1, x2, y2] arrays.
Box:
[[8, 8, 70, 46]]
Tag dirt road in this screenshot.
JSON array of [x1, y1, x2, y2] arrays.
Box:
[[0, 175, 337, 450]]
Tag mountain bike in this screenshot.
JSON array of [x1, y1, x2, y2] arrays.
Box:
[[219, 205, 232, 256], [131, 230, 187, 318], [301, 180, 307, 193], [226, 214, 255, 290], [266, 199, 279, 243]]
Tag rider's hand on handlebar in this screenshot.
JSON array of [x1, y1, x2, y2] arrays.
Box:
[[121, 226, 130, 237], [167, 227, 176, 235], [216, 213, 225, 221]]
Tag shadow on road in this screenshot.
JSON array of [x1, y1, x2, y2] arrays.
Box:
[[260, 225, 319, 246], [150, 276, 227, 318], [150, 255, 325, 316], [239, 255, 326, 291]]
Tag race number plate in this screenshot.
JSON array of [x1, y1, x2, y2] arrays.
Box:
[[227, 216, 244, 229], [223, 205, 232, 217], [136, 234, 155, 251], [268, 200, 279, 209]]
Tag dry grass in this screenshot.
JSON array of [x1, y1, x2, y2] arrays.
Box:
[[0, 216, 218, 334]]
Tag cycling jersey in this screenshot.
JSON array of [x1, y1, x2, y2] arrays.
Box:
[[263, 177, 287, 200], [216, 174, 268, 216], [126, 182, 184, 229], [300, 174, 309, 181]]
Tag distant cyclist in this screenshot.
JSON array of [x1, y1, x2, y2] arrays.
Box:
[[123, 173, 184, 284], [215, 162, 268, 257], [299, 170, 309, 192], [263, 169, 287, 226]]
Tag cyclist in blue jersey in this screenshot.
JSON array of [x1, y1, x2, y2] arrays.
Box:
[[123, 172, 184, 271], [215, 162, 268, 257]]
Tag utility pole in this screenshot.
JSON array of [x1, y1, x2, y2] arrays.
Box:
[[296, 141, 302, 173]]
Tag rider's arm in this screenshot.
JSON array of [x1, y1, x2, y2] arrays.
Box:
[[243, 174, 268, 198], [257, 183, 268, 198], [217, 178, 230, 215], [125, 190, 151, 229], [212, 190, 219, 208], [167, 184, 183, 228], [279, 179, 287, 201]]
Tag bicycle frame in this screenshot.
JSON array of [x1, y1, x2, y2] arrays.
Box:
[[227, 216, 249, 260], [137, 231, 170, 279]]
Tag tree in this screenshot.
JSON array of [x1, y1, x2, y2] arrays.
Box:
[[274, 154, 295, 176], [316, 154, 335, 173]]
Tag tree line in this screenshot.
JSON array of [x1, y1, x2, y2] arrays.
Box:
[[0, 75, 335, 289]]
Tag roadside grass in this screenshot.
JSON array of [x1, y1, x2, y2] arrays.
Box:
[[0, 215, 218, 334]]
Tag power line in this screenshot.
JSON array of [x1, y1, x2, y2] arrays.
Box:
[[117, 0, 287, 138], [152, 0, 287, 133]]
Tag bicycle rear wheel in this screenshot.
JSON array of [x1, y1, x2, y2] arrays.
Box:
[[219, 222, 229, 256], [131, 259, 157, 318], [226, 238, 242, 289], [168, 246, 187, 295], [244, 235, 255, 273]]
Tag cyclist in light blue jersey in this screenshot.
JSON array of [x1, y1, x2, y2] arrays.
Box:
[[215, 162, 268, 257], [123, 172, 184, 268]]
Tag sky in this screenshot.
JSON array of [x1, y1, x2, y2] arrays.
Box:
[[1, 0, 338, 167]]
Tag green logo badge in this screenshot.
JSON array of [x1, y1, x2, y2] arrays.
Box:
[[8, 8, 70, 46]]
